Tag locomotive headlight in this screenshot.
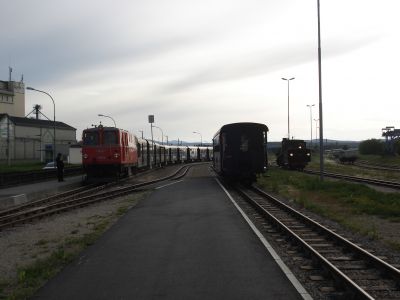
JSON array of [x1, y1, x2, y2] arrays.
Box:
[[307, 153, 311, 156], [114, 153, 120, 158], [289, 153, 294, 157], [83, 153, 88, 159]]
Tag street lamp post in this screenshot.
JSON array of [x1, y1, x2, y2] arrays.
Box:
[[26, 87, 56, 163], [282, 77, 295, 139], [153, 125, 164, 145], [98, 114, 116, 127], [306, 104, 315, 147], [193, 131, 202, 146], [314, 119, 319, 144], [148, 115, 154, 168]]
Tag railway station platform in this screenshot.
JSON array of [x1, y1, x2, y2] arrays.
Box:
[[0, 175, 84, 209], [33, 164, 309, 300]]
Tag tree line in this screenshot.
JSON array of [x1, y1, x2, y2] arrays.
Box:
[[359, 139, 400, 156]]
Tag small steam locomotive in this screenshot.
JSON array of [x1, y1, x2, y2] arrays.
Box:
[[276, 138, 311, 170]]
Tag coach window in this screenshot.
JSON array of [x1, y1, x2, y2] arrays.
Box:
[[83, 132, 99, 145], [103, 131, 118, 145], [221, 133, 227, 153], [240, 135, 249, 152], [213, 136, 220, 152]]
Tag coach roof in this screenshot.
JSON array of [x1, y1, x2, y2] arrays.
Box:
[[213, 122, 269, 138]]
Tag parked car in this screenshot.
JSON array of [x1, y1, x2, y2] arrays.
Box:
[[43, 162, 56, 170]]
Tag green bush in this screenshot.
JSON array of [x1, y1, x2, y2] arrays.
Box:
[[359, 139, 384, 155], [395, 140, 400, 156]]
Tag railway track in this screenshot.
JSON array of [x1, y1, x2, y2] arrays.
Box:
[[233, 184, 400, 299], [303, 169, 400, 190], [0, 164, 193, 231], [354, 161, 400, 172]]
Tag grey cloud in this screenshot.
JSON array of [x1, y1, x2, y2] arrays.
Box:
[[165, 35, 381, 94], [2, 0, 286, 86], [6, 28, 204, 86]]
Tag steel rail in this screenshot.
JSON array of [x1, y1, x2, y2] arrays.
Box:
[[251, 185, 400, 283], [303, 169, 400, 189], [353, 161, 400, 172], [235, 186, 375, 300], [0, 183, 102, 218], [0, 162, 206, 219], [0, 164, 195, 231]]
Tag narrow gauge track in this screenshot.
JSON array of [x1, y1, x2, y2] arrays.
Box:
[[234, 184, 400, 299], [353, 161, 400, 173], [0, 183, 105, 218], [303, 169, 400, 190], [0, 164, 194, 231]]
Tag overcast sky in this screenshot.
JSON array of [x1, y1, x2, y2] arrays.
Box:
[[2, 0, 399, 143]]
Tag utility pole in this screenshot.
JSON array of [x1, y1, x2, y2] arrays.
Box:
[[317, 0, 324, 180]]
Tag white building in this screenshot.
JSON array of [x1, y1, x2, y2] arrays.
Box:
[[0, 114, 77, 162], [0, 80, 25, 117], [68, 144, 82, 164], [0, 77, 78, 162]]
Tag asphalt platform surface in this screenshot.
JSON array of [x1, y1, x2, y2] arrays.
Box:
[[32, 164, 303, 300], [0, 175, 84, 209]]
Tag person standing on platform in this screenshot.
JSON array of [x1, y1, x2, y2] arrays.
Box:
[[56, 153, 64, 182]]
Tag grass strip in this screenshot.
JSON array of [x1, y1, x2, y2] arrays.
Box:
[[258, 168, 400, 248]]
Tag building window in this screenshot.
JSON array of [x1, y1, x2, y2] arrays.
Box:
[[0, 95, 13, 103]]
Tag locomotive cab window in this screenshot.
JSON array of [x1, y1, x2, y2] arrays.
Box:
[[103, 131, 118, 145], [83, 132, 99, 145]]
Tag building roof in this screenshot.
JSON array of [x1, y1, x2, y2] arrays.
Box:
[[0, 114, 76, 130]]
